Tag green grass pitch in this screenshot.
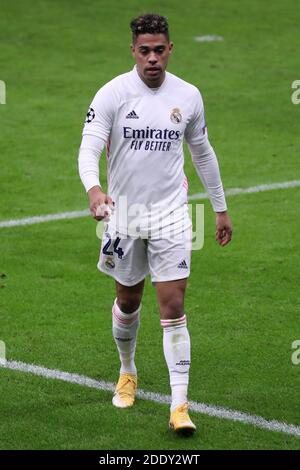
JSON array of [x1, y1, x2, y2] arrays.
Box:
[[0, 0, 300, 450]]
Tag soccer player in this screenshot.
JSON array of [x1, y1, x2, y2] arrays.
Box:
[[78, 13, 232, 436]]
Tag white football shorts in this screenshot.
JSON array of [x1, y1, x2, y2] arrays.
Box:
[[98, 224, 192, 286]]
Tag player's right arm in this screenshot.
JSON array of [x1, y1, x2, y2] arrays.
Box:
[[78, 83, 116, 220], [78, 133, 113, 220], [87, 185, 114, 221]]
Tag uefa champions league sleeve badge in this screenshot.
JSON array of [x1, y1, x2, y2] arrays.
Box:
[[85, 107, 95, 123]]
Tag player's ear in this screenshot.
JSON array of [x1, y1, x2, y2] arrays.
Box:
[[168, 42, 174, 53], [130, 43, 135, 57]]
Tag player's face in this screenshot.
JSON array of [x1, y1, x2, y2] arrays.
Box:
[[131, 33, 173, 88]]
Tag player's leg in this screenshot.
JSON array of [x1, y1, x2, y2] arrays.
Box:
[[155, 279, 196, 435], [155, 278, 191, 406], [98, 229, 149, 408], [113, 279, 144, 376], [112, 280, 144, 408], [149, 220, 196, 434]]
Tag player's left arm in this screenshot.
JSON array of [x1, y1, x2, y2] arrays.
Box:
[[185, 89, 233, 247], [215, 210, 233, 247]]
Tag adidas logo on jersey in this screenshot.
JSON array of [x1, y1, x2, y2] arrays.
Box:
[[178, 260, 188, 269], [126, 110, 139, 119]]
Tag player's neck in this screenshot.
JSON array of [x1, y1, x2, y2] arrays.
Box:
[[137, 68, 166, 89]]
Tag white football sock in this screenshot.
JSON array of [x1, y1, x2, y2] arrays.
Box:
[[161, 315, 191, 411], [112, 299, 141, 376]]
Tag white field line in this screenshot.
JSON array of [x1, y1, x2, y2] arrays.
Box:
[[188, 179, 300, 200], [194, 35, 224, 42], [2, 360, 300, 438], [0, 180, 300, 229], [0, 209, 90, 228]]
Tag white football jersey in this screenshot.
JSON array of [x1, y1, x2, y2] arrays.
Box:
[[82, 66, 207, 234]]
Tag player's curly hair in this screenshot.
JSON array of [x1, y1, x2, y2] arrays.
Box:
[[130, 13, 169, 42]]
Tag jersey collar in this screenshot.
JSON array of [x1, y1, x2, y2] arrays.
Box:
[[132, 65, 168, 94]]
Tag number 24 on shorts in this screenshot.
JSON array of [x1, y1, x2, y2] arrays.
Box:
[[102, 236, 124, 259]]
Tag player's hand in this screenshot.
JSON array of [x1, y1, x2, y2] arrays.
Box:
[[87, 186, 114, 221], [215, 211, 233, 247]]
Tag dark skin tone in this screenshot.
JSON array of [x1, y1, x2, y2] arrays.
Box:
[[130, 33, 173, 88]]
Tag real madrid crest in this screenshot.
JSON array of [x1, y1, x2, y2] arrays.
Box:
[[105, 256, 115, 269], [170, 107, 182, 124]]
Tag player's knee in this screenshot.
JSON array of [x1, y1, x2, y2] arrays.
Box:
[[160, 297, 184, 319], [117, 295, 141, 314], [116, 280, 144, 313]]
